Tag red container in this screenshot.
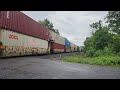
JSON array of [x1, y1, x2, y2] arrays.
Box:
[[52, 42, 65, 49], [51, 42, 65, 53], [0, 11, 50, 41]]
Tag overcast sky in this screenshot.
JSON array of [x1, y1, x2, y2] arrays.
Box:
[[22, 11, 108, 46]]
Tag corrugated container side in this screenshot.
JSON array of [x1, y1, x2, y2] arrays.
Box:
[[0, 29, 49, 57], [0, 11, 50, 41], [52, 42, 65, 49], [0, 29, 48, 48], [71, 43, 75, 52], [52, 42, 65, 53]]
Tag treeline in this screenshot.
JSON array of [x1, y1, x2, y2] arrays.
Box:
[[38, 19, 60, 35], [84, 11, 120, 57]]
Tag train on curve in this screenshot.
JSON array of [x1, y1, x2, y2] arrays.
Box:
[[0, 11, 80, 58]]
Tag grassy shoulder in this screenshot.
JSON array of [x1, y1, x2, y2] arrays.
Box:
[[62, 53, 120, 67]]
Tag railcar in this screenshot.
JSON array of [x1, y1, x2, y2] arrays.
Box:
[[49, 31, 65, 53]]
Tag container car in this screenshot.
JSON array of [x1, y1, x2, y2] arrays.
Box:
[[49, 31, 65, 53], [50, 31, 65, 45], [50, 41, 65, 53]]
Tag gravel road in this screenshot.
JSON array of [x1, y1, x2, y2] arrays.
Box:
[[0, 52, 120, 79]]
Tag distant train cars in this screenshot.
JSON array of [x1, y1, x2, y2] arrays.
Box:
[[0, 11, 80, 57]]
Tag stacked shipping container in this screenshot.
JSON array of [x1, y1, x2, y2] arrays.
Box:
[[0, 11, 80, 57], [65, 39, 71, 52], [50, 31, 65, 53], [0, 11, 50, 41], [71, 43, 75, 52], [0, 11, 50, 57]]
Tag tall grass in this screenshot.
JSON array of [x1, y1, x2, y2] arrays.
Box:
[[62, 53, 120, 67]]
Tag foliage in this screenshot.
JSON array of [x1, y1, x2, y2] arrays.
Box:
[[38, 19, 60, 35], [105, 11, 120, 34], [62, 53, 120, 67], [112, 34, 120, 53], [84, 11, 120, 58]]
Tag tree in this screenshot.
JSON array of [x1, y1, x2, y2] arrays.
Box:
[[84, 20, 113, 57], [90, 20, 102, 33], [38, 19, 60, 35], [55, 29, 60, 35], [105, 11, 120, 34], [112, 34, 120, 53]]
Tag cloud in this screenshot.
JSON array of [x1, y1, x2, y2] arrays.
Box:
[[22, 11, 108, 46]]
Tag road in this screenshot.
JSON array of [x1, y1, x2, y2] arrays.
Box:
[[0, 52, 120, 79]]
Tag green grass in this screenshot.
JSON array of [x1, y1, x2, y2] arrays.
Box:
[[62, 53, 120, 67]]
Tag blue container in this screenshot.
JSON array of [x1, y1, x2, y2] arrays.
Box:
[[65, 39, 71, 47]]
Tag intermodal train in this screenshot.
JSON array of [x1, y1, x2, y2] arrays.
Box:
[[0, 11, 80, 58]]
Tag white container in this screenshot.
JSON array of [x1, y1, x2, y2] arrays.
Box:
[[71, 43, 75, 52], [50, 31, 65, 45], [0, 29, 48, 57]]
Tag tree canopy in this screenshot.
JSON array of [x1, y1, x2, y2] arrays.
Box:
[[38, 19, 60, 35], [105, 11, 120, 34], [84, 11, 120, 57]]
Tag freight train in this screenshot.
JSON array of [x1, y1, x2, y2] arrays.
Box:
[[0, 11, 80, 58]]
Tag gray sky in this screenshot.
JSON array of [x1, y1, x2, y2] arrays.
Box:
[[22, 11, 108, 46]]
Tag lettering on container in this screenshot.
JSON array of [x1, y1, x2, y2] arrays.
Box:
[[9, 34, 18, 40]]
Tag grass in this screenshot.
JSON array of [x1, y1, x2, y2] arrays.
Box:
[[62, 53, 120, 67]]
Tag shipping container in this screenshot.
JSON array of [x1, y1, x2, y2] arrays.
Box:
[[74, 45, 78, 51], [0, 29, 49, 57], [0, 11, 50, 41], [65, 39, 71, 47], [65, 46, 71, 52], [50, 31, 65, 45], [71, 43, 75, 52], [51, 42, 65, 53]]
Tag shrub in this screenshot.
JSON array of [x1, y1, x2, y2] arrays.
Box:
[[117, 52, 120, 57], [85, 47, 96, 57], [93, 50, 103, 57], [103, 47, 113, 56]]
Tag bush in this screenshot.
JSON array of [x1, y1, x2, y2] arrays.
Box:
[[103, 47, 113, 56], [93, 50, 103, 57], [63, 53, 120, 66], [85, 47, 96, 57], [117, 52, 120, 57]]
